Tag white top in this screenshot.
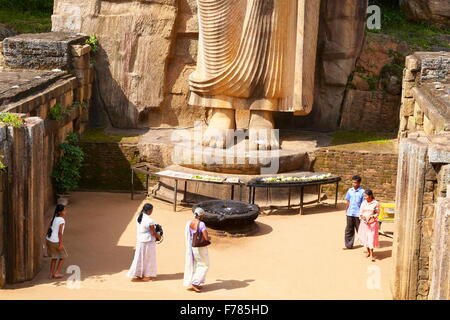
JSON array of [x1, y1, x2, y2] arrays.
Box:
[[46, 216, 65, 243], [137, 213, 155, 242]]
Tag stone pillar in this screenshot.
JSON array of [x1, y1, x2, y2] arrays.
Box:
[[429, 197, 450, 300], [3, 118, 45, 283], [392, 134, 450, 300]]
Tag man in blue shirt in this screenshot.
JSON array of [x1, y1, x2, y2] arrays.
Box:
[[343, 175, 365, 249]]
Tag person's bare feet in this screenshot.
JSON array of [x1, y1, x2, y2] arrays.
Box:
[[202, 108, 236, 149], [187, 285, 201, 292], [52, 273, 64, 279], [365, 251, 370, 257], [342, 247, 352, 250], [142, 277, 155, 282], [248, 110, 279, 150], [131, 277, 143, 282]]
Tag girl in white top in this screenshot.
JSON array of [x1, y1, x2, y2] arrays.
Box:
[[45, 204, 68, 279], [127, 203, 161, 282]]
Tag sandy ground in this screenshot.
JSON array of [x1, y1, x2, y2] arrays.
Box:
[[0, 192, 394, 300]]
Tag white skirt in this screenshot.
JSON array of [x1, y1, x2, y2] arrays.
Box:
[[127, 241, 157, 278]]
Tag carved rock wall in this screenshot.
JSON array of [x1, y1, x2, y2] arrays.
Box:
[[52, 0, 367, 130]]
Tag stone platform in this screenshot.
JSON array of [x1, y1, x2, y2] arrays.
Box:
[[138, 128, 332, 174], [151, 164, 329, 210]]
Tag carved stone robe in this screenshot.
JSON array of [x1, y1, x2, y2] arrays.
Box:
[[189, 0, 321, 115]]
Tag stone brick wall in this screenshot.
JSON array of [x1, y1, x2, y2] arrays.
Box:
[[399, 52, 450, 138], [79, 142, 149, 192], [312, 148, 398, 202], [0, 32, 95, 286]]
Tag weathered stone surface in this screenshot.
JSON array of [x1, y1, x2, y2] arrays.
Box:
[[304, 0, 367, 130], [0, 23, 16, 41], [0, 69, 68, 107], [2, 32, 87, 70], [340, 90, 401, 133], [400, 0, 450, 27], [52, 0, 178, 128]]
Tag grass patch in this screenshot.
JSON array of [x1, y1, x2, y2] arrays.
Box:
[[80, 127, 140, 144], [368, 1, 450, 50], [330, 131, 393, 146], [0, 9, 51, 33]]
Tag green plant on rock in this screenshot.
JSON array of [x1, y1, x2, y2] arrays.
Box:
[[86, 34, 99, 54], [49, 103, 71, 121], [52, 132, 85, 194], [0, 112, 24, 127], [0, 155, 6, 172]]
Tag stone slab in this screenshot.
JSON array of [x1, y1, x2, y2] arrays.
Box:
[[3, 32, 87, 70], [0, 69, 67, 107]]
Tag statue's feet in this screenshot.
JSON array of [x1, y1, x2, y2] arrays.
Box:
[[202, 108, 236, 149], [248, 110, 280, 150]]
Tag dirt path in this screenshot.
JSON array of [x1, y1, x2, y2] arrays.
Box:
[[0, 192, 393, 299]]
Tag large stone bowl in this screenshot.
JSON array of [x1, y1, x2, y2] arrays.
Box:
[[192, 200, 260, 229]]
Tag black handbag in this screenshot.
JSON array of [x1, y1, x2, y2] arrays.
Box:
[[155, 224, 164, 244], [192, 222, 211, 247]]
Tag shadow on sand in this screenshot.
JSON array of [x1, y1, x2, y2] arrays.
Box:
[[201, 279, 255, 292]]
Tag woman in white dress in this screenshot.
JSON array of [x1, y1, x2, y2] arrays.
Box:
[[183, 207, 211, 292], [127, 203, 161, 282]]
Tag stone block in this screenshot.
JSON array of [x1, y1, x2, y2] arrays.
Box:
[[3, 32, 87, 70], [63, 90, 73, 108], [403, 81, 415, 98], [72, 69, 89, 85], [403, 68, 416, 82], [70, 44, 90, 57], [406, 55, 421, 71], [407, 116, 417, 131], [75, 86, 85, 102], [402, 97, 415, 116], [71, 54, 89, 69], [423, 115, 435, 136]]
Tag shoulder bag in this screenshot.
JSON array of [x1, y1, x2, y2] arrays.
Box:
[[192, 222, 211, 247]]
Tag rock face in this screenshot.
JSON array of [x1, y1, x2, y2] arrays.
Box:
[[0, 24, 16, 41], [52, 0, 367, 130], [400, 0, 450, 27]]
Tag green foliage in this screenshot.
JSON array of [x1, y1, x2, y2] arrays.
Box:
[[0, 1, 52, 33], [49, 103, 70, 121], [52, 132, 85, 194], [80, 127, 140, 144], [0, 112, 24, 127], [367, 1, 450, 50], [0, 0, 53, 12], [331, 131, 393, 146], [86, 34, 99, 54], [0, 155, 6, 172]]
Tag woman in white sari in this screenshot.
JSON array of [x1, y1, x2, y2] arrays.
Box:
[[183, 208, 210, 292], [127, 203, 161, 282]]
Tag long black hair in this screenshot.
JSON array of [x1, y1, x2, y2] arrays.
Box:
[[47, 204, 65, 238], [137, 203, 153, 224]]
